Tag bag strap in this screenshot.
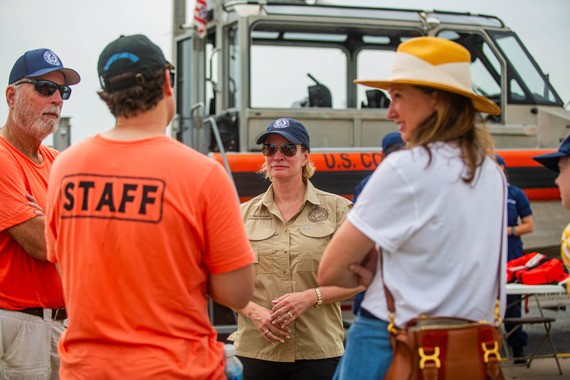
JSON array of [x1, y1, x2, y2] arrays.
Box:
[[383, 160, 506, 329]]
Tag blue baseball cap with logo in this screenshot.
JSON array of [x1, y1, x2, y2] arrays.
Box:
[[381, 131, 404, 155], [533, 135, 570, 172], [256, 118, 311, 151], [9, 48, 80, 85]]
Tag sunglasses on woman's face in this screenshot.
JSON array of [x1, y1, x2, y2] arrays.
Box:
[[14, 79, 72, 100], [262, 143, 298, 157]]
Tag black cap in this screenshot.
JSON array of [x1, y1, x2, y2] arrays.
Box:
[[98, 34, 167, 93], [256, 118, 310, 151]]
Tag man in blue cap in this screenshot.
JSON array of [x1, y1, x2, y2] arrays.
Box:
[[351, 131, 405, 316], [534, 136, 570, 271], [0, 48, 80, 379]]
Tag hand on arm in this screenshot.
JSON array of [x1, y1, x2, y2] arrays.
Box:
[[269, 290, 315, 328], [26, 193, 45, 216], [236, 301, 290, 344], [270, 285, 365, 328], [349, 246, 379, 288], [318, 220, 376, 288]]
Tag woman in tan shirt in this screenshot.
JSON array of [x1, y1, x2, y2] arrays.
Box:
[[229, 117, 363, 380]]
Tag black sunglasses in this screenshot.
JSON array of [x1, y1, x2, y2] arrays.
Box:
[[14, 79, 71, 100], [262, 143, 299, 157]]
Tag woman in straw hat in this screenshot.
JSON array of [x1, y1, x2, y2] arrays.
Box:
[[318, 36, 506, 379]]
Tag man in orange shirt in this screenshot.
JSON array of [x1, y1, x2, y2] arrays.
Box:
[[0, 48, 80, 379], [45, 34, 255, 379]]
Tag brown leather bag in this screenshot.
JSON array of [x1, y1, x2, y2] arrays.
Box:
[[384, 314, 505, 380]]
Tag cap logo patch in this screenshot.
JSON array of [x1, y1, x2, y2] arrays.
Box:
[[272, 118, 290, 129], [43, 50, 61, 66], [104, 52, 140, 71]]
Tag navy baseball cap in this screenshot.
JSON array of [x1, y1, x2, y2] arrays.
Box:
[[98, 34, 168, 93], [256, 118, 311, 151], [382, 131, 404, 154], [533, 135, 570, 172], [9, 48, 80, 85], [495, 154, 506, 167]]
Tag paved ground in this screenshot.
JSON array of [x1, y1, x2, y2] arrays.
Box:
[[503, 357, 569, 379]]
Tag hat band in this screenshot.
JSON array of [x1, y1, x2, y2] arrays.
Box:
[[388, 52, 473, 93]]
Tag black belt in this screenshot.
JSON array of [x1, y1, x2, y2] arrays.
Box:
[[359, 307, 381, 320], [18, 307, 67, 321]]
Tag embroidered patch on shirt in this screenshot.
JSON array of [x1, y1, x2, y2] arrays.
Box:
[[308, 207, 328, 222]]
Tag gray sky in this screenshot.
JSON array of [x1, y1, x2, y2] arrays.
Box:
[[1, 0, 568, 146]]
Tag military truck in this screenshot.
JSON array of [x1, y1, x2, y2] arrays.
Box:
[[171, 0, 570, 334]]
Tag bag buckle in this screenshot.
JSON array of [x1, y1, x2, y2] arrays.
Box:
[[481, 341, 501, 363], [387, 312, 398, 334], [418, 347, 441, 369]]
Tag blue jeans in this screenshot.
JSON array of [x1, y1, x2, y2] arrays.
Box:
[[333, 313, 392, 380]]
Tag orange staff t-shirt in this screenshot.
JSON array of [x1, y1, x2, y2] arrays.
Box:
[[46, 135, 254, 379]]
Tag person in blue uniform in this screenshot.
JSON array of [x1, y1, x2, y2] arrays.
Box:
[[497, 154, 534, 364]]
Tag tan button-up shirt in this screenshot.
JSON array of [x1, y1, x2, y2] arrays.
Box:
[[230, 180, 352, 362]]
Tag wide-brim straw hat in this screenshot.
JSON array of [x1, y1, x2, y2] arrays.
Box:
[[355, 36, 501, 116]]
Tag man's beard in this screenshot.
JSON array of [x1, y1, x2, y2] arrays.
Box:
[[11, 95, 61, 141]]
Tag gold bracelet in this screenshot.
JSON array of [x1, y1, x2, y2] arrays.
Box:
[[314, 288, 323, 308]]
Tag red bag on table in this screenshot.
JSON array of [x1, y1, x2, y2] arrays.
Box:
[[506, 252, 547, 283]]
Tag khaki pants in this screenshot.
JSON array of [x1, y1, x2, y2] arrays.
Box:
[[0, 309, 65, 380]]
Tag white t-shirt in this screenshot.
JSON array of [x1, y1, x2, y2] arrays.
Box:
[[350, 142, 506, 326]]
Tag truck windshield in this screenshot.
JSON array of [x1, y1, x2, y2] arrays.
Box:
[[249, 22, 420, 110], [248, 22, 562, 111], [251, 44, 347, 108], [489, 30, 562, 106]]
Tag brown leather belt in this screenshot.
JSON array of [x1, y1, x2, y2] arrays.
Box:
[[18, 307, 67, 321]]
